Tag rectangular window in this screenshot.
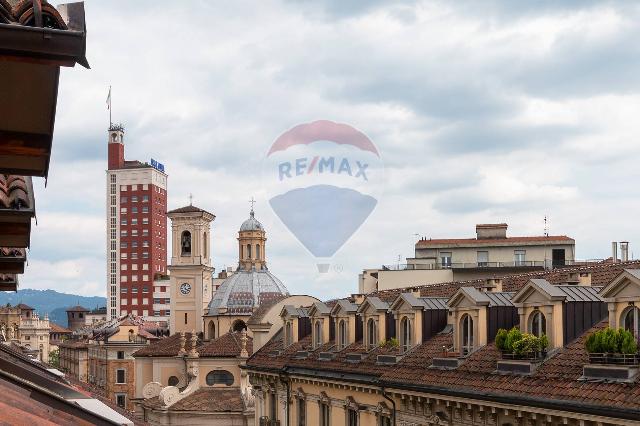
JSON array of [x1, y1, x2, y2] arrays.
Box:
[[110, 252, 116, 261], [142, 206, 149, 213], [131, 275, 138, 282], [131, 241, 138, 248], [165, 310, 170, 316], [120, 196, 127, 203], [143, 286, 149, 293], [142, 217, 149, 224], [153, 310, 160, 316], [131, 218, 138, 225], [477, 251, 489, 267], [142, 229, 149, 236], [164, 298, 170, 304], [440, 252, 452, 268], [131, 253, 138, 260], [110, 184, 116, 195], [131, 196, 138, 203], [143, 275, 149, 281], [120, 276, 128, 282], [131, 206, 138, 214], [120, 242, 127, 248], [320, 402, 330, 426], [111, 229, 117, 239], [142, 298, 149, 305], [121, 218, 127, 225], [132, 288, 138, 293], [131, 298, 138, 305], [111, 195, 116, 205], [142, 184, 148, 190], [142, 252, 149, 259], [116, 394, 126, 408], [121, 230, 127, 237], [120, 253, 127, 259], [110, 174, 116, 183], [143, 264, 149, 270], [110, 207, 116, 216], [142, 241, 149, 248], [120, 185, 127, 191], [347, 409, 358, 426], [379, 415, 391, 426], [132, 263, 138, 271], [120, 207, 127, 214], [142, 195, 149, 202], [132, 229, 138, 236], [121, 264, 128, 271], [110, 217, 116, 226], [120, 287, 128, 293], [153, 298, 161, 304], [117, 351, 124, 360], [297, 398, 306, 426], [514, 250, 526, 266]]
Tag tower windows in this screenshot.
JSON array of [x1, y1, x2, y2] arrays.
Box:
[[338, 319, 348, 349], [461, 314, 474, 355], [400, 317, 411, 353], [314, 321, 322, 348], [181, 231, 191, 256], [247, 244, 252, 259], [256, 244, 260, 259], [203, 232, 207, 258], [367, 318, 377, 350]]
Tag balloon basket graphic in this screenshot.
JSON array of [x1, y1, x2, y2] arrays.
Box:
[[316, 259, 331, 273]]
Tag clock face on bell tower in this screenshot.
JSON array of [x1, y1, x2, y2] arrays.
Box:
[[180, 283, 191, 295]]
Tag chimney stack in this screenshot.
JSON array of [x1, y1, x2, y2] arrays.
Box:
[[621, 242, 629, 262], [612, 242, 618, 263]]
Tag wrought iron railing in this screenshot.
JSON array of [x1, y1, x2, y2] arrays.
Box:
[[587, 353, 640, 366]]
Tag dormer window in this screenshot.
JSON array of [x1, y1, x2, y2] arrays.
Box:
[[461, 314, 474, 355], [338, 320, 348, 350], [530, 310, 546, 337], [285, 321, 293, 347], [622, 306, 640, 339], [400, 317, 412, 353], [366, 318, 378, 350]]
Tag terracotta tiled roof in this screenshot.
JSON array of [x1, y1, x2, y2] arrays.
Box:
[[3, 0, 68, 28], [198, 331, 253, 358], [15, 302, 33, 310], [58, 340, 88, 349], [415, 235, 574, 247], [247, 295, 288, 325], [0, 247, 25, 257], [167, 205, 214, 216], [66, 305, 89, 312], [133, 332, 201, 357], [168, 387, 245, 412], [49, 322, 71, 333], [372, 260, 640, 302], [0, 175, 31, 210]]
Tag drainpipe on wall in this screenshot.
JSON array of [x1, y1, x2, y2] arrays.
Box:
[[381, 387, 396, 426]]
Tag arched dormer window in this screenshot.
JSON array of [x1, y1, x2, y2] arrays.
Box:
[[400, 317, 411, 353], [530, 310, 546, 337], [181, 231, 191, 256], [622, 306, 640, 339], [232, 319, 247, 332], [461, 314, 474, 355], [208, 321, 216, 340], [314, 321, 322, 348], [367, 318, 377, 350], [338, 319, 347, 349]]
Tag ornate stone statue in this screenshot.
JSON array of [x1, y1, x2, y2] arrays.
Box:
[[8, 323, 15, 340], [0, 323, 6, 341]]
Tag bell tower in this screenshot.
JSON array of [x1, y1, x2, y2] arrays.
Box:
[[168, 205, 215, 334], [238, 206, 267, 271]]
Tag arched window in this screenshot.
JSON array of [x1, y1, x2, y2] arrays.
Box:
[[181, 231, 191, 256], [367, 318, 377, 350], [256, 244, 260, 260], [168, 376, 179, 386], [232, 320, 247, 332], [622, 306, 640, 339], [285, 322, 292, 346], [208, 321, 216, 340], [461, 314, 474, 355], [530, 310, 546, 337], [205, 370, 234, 386], [314, 321, 322, 348], [400, 317, 412, 353], [338, 320, 347, 349], [128, 329, 134, 342]]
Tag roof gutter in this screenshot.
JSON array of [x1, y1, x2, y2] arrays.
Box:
[[247, 364, 640, 422]]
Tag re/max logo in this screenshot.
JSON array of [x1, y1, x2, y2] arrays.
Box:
[[278, 157, 369, 181]]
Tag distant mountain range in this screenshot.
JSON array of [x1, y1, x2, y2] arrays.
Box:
[[0, 289, 105, 328]]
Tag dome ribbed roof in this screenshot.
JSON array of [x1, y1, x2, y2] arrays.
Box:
[[240, 210, 263, 232], [206, 270, 289, 316]]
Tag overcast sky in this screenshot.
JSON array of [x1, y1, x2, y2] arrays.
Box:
[[24, 0, 640, 298]]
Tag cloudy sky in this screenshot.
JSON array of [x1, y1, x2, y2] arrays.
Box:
[[25, 0, 640, 298]]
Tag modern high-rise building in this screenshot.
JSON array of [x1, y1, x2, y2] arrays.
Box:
[[106, 125, 168, 320]]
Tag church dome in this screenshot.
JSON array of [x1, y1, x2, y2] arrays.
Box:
[[206, 270, 289, 316], [239, 210, 263, 232]]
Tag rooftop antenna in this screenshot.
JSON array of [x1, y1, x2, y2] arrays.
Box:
[[249, 196, 256, 213], [189, 193, 193, 206], [544, 215, 549, 237]]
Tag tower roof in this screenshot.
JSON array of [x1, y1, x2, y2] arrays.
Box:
[[240, 210, 263, 232], [167, 204, 215, 218]]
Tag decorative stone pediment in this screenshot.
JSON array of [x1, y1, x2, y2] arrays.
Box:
[[512, 279, 566, 305], [600, 269, 640, 301], [448, 287, 490, 310]]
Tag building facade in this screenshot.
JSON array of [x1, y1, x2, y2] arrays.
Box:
[[248, 261, 640, 426], [360, 223, 576, 293], [106, 125, 168, 320], [0, 303, 50, 362], [59, 340, 89, 382]]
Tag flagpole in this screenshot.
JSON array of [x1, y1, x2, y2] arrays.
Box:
[[109, 85, 112, 127]]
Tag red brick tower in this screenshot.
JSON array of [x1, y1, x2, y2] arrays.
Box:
[[106, 125, 168, 320]]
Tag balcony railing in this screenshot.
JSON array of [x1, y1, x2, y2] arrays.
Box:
[[382, 261, 546, 271]]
